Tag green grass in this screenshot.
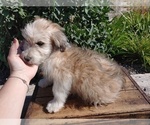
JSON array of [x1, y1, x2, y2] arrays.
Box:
[[104, 11, 150, 71]]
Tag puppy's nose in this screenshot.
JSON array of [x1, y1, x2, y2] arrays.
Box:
[[24, 56, 31, 62]]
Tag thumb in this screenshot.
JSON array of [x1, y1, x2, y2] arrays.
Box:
[[9, 38, 19, 56]]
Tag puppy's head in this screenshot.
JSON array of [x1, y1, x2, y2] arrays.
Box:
[[21, 18, 69, 65]]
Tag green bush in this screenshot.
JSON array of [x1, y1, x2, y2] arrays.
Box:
[[0, 6, 27, 67], [63, 6, 110, 52], [0, 6, 111, 67], [104, 11, 150, 71]]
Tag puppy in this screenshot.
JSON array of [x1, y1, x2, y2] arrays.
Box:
[[21, 18, 124, 113]]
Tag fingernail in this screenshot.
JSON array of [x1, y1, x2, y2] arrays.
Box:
[[13, 38, 17, 43]]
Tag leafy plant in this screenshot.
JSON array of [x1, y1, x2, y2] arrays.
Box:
[[63, 6, 110, 53], [0, 6, 27, 66]]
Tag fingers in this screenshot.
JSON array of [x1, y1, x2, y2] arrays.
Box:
[[8, 38, 19, 56]]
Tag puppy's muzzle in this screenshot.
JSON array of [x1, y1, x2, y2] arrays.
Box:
[[24, 56, 31, 62]]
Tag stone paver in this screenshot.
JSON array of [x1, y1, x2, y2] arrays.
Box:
[[131, 73, 150, 97]]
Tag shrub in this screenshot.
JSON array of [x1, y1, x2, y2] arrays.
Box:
[[104, 11, 150, 71], [0, 6, 27, 67], [62, 6, 110, 52]]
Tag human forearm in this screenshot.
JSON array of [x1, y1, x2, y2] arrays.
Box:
[[0, 76, 30, 118], [0, 38, 38, 119]]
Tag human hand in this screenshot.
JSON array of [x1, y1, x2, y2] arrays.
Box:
[[7, 38, 38, 84]]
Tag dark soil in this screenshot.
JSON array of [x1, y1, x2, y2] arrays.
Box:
[[114, 55, 149, 74], [115, 58, 149, 75], [120, 63, 149, 74]]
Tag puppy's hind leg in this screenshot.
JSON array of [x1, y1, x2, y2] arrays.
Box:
[[46, 75, 72, 113]]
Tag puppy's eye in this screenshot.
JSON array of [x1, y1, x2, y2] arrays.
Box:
[[36, 41, 44, 46]]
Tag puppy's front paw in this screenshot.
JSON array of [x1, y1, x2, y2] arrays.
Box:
[[38, 79, 49, 88], [46, 100, 64, 113]]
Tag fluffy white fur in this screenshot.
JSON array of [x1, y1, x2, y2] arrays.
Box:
[[21, 18, 125, 113]]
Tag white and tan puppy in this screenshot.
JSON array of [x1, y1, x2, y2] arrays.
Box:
[[21, 18, 124, 113]]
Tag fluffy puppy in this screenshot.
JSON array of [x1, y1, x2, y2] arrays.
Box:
[[21, 18, 124, 113]]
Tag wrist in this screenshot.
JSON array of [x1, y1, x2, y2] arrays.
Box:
[[10, 71, 31, 85], [8, 76, 29, 92]]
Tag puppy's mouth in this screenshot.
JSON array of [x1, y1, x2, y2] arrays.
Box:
[[20, 54, 33, 65]]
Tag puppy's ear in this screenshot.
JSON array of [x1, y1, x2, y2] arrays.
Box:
[[51, 31, 68, 52]]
